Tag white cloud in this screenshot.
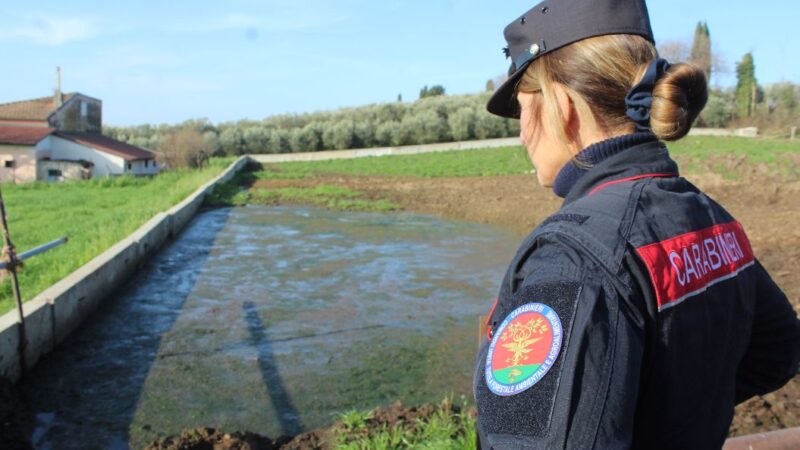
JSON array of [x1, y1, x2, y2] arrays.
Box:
[[0, 15, 100, 46]]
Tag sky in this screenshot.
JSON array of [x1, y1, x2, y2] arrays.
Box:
[[0, 0, 797, 126]]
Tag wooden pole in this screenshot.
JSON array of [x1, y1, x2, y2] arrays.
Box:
[[0, 186, 26, 374]]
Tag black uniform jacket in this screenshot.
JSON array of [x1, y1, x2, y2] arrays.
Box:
[[474, 139, 800, 450]]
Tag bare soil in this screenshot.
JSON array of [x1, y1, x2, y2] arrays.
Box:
[[254, 170, 800, 438], [142, 402, 460, 450]]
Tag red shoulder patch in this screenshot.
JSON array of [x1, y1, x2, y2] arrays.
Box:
[[635, 221, 755, 311]]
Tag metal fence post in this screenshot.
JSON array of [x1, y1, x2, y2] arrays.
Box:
[[0, 186, 26, 374], [0, 186, 67, 377]]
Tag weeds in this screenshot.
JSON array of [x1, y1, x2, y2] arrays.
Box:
[[333, 397, 477, 450]]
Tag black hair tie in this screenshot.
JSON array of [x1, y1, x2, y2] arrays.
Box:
[[626, 58, 672, 132]]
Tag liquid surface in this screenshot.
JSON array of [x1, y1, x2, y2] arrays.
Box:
[[22, 205, 521, 449]]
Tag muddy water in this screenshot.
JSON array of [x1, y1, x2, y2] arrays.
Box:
[[22, 205, 521, 450]]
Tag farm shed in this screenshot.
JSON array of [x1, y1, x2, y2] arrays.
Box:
[[0, 72, 159, 183], [46, 133, 159, 177]]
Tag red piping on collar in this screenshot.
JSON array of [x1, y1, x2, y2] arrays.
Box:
[[588, 173, 676, 196]]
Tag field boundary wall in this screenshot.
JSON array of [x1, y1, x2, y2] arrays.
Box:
[[0, 156, 249, 382], [249, 137, 521, 163]]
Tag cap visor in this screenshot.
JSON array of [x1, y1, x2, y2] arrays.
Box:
[[486, 66, 527, 119]]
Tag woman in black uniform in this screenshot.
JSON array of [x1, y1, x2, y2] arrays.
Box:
[[474, 1, 800, 449]]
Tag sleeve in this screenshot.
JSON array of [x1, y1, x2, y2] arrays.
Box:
[[475, 239, 646, 450], [734, 261, 800, 404]]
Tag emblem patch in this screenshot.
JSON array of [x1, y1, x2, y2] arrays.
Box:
[[485, 303, 562, 396]]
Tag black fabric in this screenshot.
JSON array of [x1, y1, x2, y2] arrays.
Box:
[[474, 139, 800, 449], [475, 282, 581, 438], [553, 132, 658, 198], [735, 261, 800, 403], [540, 213, 589, 227], [487, 0, 655, 118], [625, 58, 672, 132]]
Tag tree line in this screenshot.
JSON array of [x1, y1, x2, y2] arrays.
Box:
[[104, 92, 521, 167]]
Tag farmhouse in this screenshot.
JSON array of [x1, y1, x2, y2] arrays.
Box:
[[0, 72, 159, 183]]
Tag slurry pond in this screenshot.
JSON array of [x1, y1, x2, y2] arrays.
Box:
[[22, 205, 521, 449]]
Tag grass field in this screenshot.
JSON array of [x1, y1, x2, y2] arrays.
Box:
[[256, 136, 799, 180], [0, 158, 234, 315], [211, 136, 799, 212]]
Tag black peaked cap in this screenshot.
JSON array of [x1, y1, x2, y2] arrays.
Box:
[[487, 0, 655, 119]]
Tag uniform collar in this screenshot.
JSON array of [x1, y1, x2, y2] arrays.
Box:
[[553, 132, 658, 198], [558, 134, 679, 205]]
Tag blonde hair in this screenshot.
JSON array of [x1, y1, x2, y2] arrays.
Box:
[[517, 34, 708, 147]]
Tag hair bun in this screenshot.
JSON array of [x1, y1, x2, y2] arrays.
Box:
[[650, 63, 708, 141]]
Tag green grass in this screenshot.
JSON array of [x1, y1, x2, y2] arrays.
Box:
[[258, 146, 533, 179], [207, 171, 401, 212], [0, 157, 235, 315], [668, 136, 800, 162], [333, 398, 477, 450], [250, 185, 400, 212], [256, 136, 798, 182], [668, 136, 800, 179]]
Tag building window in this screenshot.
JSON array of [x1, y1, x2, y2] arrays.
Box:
[[145, 160, 149, 168], [127, 162, 132, 171], [4, 160, 14, 168], [81, 101, 88, 118], [48, 169, 63, 177]]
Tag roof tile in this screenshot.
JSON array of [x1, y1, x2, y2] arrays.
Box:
[[0, 94, 75, 121], [0, 126, 55, 145]]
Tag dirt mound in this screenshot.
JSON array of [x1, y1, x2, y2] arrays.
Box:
[[0, 377, 34, 450], [142, 427, 305, 450], [142, 401, 463, 450]]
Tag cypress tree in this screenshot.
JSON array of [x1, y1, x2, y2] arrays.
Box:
[[690, 21, 712, 81], [735, 53, 757, 119]]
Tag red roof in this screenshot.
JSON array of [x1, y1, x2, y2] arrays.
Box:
[[55, 133, 155, 161], [0, 94, 75, 121], [0, 126, 55, 145]]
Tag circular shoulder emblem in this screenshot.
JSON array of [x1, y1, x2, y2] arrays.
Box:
[[485, 303, 563, 396]]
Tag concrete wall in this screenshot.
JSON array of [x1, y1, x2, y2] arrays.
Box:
[[0, 144, 39, 183], [249, 137, 522, 164], [0, 156, 249, 382], [689, 127, 759, 138], [37, 160, 92, 182]]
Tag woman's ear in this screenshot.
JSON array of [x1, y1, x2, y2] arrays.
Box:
[[552, 83, 582, 150]]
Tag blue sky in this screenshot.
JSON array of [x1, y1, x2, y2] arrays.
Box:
[[0, 0, 796, 126]]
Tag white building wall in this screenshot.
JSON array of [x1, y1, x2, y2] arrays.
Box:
[[127, 159, 160, 176], [46, 136, 126, 177], [0, 144, 39, 183]]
